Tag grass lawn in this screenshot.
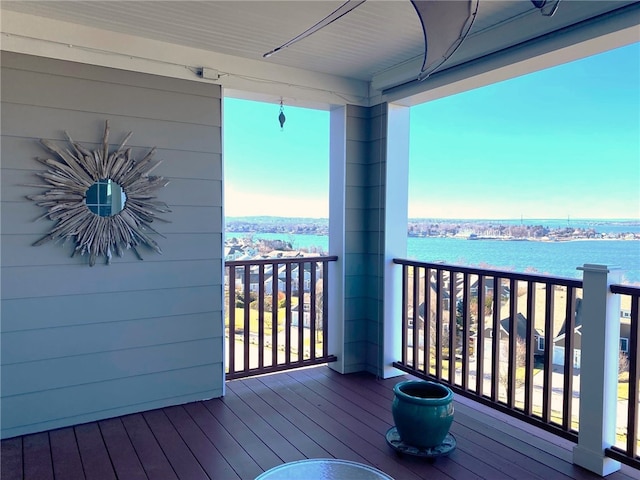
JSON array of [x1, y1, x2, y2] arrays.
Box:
[[226, 307, 289, 333], [618, 381, 629, 401]]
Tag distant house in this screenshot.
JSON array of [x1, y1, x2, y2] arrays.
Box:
[[469, 277, 510, 300], [224, 244, 246, 261], [484, 312, 545, 357], [291, 302, 311, 328], [238, 260, 323, 295], [553, 298, 631, 368]]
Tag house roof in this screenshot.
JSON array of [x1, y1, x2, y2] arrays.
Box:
[[556, 297, 583, 337], [1, 1, 637, 107], [500, 312, 543, 339]]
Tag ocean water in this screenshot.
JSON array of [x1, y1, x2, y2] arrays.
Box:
[[228, 232, 640, 284]]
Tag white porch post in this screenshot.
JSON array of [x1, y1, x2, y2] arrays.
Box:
[[381, 103, 410, 378], [328, 105, 346, 374], [573, 264, 622, 476]]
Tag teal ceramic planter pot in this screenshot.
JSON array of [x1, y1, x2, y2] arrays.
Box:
[[392, 380, 454, 448]]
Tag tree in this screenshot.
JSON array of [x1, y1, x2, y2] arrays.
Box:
[[498, 336, 527, 397], [314, 278, 325, 332]]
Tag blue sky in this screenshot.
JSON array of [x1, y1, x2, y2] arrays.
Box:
[[224, 42, 639, 220]]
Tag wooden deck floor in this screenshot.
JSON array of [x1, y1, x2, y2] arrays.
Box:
[[2, 366, 639, 480]]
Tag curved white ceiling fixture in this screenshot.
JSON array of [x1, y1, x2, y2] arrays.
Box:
[[263, 0, 563, 83], [264, 0, 480, 82], [411, 0, 480, 81]]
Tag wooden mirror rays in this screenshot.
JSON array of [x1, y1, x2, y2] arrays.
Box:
[[27, 121, 170, 266]]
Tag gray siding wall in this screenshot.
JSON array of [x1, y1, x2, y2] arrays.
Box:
[[343, 104, 387, 375], [1, 53, 224, 438]]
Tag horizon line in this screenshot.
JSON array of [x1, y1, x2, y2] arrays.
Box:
[[226, 215, 640, 222]]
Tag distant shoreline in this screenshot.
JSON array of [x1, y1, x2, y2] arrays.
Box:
[[228, 231, 640, 242], [226, 217, 640, 242]]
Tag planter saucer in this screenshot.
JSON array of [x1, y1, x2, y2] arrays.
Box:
[[385, 427, 456, 460]]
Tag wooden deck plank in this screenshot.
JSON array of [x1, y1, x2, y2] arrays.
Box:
[[225, 378, 332, 459], [220, 385, 307, 464], [201, 395, 284, 472], [241, 376, 371, 464], [121, 413, 178, 480], [183, 401, 262, 479], [2, 366, 640, 480], [23, 432, 54, 480], [0, 436, 22, 480], [50, 427, 85, 480], [75, 422, 117, 480], [286, 367, 394, 429], [163, 405, 240, 480], [98, 417, 148, 480], [143, 409, 209, 480]]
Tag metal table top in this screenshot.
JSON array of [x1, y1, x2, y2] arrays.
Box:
[[255, 459, 395, 480]]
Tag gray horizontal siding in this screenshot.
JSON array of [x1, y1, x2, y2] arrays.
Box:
[[0, 51, 217, 98], [0, 233, 223, 266], [1, 52, 224, 438], [2, 260, 221, 299], [2, 103, 222, 153], [1, 365, 223, 438], [4, 337, 219, 394], [2, 312, 222, 365], [1, 67, 221, 126], [342, 104, 388, 376], [1, 286, 221, 332], [1, 135, 223, 179]]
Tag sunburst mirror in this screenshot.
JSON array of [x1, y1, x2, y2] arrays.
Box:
[[27, 121, 170, 266]]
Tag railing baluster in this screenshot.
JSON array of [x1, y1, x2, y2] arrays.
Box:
[[310, 261, 317, 361], [243, 264, 251, 372], [627, 293, 639, 459], [322, 260, 330, 359], [491, 276, 501, 402], [562, 287, 576, 431], [298, 261, 305, 363], [423, 267, 431, 376], [542, 283, 554, 423], [609, 285, 640, 463], [476, 275, 486, 396], [401, 265, 408, 366], [228, 265, 236, 375], [258, 264, 265, 370], [507, 278, 518, 408], [461, 272, 470, 390], [285, 264, 292, 365], [436, 269, 443, 380], [524, 280, 536, 415], [272, 262, 279, 368], [412, 265, 420, 370], [448, 271, 456, 385]]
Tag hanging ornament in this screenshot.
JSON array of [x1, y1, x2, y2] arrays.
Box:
[[278, 98, 286, 130]]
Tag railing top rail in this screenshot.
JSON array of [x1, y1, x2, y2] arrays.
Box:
[[611, 283, 640, 295], [393, 258, 583, 287], [226, 255, 338, 267]]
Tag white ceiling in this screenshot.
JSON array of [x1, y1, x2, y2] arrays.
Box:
[[1, 1, 638, 106]]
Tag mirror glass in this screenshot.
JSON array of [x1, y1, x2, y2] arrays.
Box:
[[85, 179, 127, 217]]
